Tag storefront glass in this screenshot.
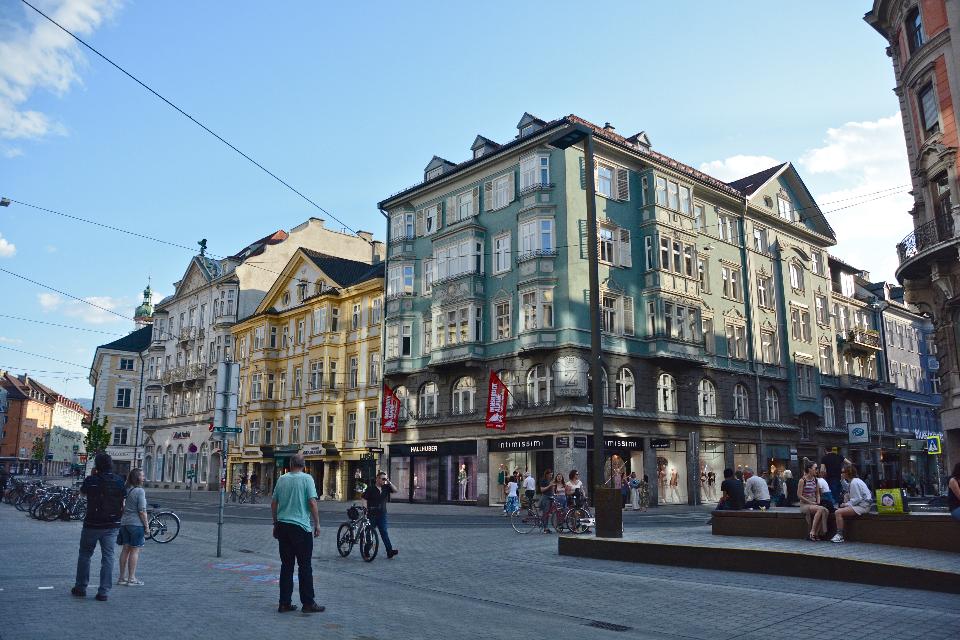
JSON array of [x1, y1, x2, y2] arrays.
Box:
[[443, 455, 477, 502], [489, 452, 534, 504], [734, 443, 758, 474], [389, 457, 410, 501], [699, 441, 723, 503], [655, 440, 687, 504]]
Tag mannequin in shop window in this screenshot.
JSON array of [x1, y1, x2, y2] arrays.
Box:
[[707, 471, 717, 501], [458, 464, 468, 501], [668, 467, 681, 503], [657, 460, 667, 504], [604, 455, 627, 488]]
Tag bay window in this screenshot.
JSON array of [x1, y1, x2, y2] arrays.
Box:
[[520, 288, 554, 331]]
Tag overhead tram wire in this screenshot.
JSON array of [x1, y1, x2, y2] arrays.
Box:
[[0, 364, 89, 375], [0, 344, 91, 370], [0, 313, 127, 336], [17, 0, 367, 245]]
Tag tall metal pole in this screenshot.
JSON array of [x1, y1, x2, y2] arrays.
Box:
[[583, 135, 606, 497]]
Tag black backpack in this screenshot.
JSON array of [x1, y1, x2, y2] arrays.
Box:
[[85, 473, 126, 526]]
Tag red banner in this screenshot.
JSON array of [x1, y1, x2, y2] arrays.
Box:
[[381, 384, 401, 433], [486, 371, 508, 431]]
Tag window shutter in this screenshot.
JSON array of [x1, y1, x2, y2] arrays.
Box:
[[483, 181, 494, 212], [472, 186, 480, 216], [505, 172, 515, 204], [579, 157, 586, 190], [623, 296, 634, 336], [617, 168, 629, 200], [578, 220, 589, 259], [446, 196, 455, 222], [416, 209, 425, 237], [619, 229, 632, 267]]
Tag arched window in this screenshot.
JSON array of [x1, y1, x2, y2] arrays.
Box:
[[176, 445, 186, 482], [589, 369, 608, 407], [844, 400, 856, 426], [199, 442, 209, 482], [526, 365, 552, 406], [860, 402, 871, 427], [697, 379, 716, 417], [144, 456, 153, 483], [765, 388, 779, 422], [789, 262, 804, 291], [733, 384, 749, 420], [394, 386, 412, 419], [656, 374, 677, 413], [451, 377, 476, 415], [615, 367, 635, 409], [875, 405, 885, 432], [824, 397, 836, 430], [498, 370, 518, 409], [165, 445, 174, 481], [417, 383, 437, 418]]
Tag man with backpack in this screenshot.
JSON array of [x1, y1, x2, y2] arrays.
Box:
[[72, 453, 126, 601]]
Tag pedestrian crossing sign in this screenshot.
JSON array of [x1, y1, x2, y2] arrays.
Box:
[[926, 435, 941, 455]]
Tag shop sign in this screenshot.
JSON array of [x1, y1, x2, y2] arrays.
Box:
[[552, 356, 588, 397], [301, 445, 323, 457], [173, 431, 191, 439], [847, 422, 869, 444], [488, 436, 554, 451], [388, 441, 477, 457], [605, 438, 642, 450], [410, 445, 439, 453], [650, 439, 671, 450], [573, 436, 588, 449], [556, 436, 570, 449], [366, 447, 384, 454], [914, 429, 943, 441]]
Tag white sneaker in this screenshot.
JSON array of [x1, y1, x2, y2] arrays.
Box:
[[117, 578, 128, 586], [126, 579, 145, 586], [830, 534, 844, 543]]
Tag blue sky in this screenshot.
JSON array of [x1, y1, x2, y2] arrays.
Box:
[[0, 0, 910, 399]]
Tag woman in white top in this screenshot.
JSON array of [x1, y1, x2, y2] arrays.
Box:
[[831, 465, 871, 543], [565, 470, 585, 506]]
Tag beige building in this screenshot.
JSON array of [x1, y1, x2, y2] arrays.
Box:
[[142, 218, 382, 490], [229, 249, 384, 498]]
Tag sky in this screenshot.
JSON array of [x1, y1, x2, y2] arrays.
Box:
[[0, 0, 911, 400]]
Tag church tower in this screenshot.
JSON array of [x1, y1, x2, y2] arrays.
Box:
[[134, 280, 154, 328]]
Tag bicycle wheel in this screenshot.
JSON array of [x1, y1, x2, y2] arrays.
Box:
[[360, 524, 379, 562], [510, 508, 539, 534], [69, 498, 86, 521], [39, 499, 62, 522], [336, 523, 354, 557], [566, 508, 590, 534], [149, 512, 180, 543]]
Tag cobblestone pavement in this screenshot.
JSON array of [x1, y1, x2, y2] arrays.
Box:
[[1, 503, 958, 640]]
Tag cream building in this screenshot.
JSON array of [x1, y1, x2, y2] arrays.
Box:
[[142, 218, 382, 490]]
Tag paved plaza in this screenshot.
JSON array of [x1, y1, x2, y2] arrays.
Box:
[[1, 498, 958, 640]]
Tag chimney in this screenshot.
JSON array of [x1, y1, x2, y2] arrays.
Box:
[[371, 240, 385, 264], [357, 230, 374, 243], [603, 122, 615, 132]]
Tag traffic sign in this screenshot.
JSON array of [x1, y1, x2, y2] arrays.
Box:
[[214, 427, 242, 433], [927, 434, 942, 455]]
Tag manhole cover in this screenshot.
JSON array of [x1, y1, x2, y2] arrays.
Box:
[[587, 621, 632, 632]]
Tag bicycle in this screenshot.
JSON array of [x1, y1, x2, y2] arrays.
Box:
[[144, 504, 181, 543], [336, 504, 379, 561], [510, 495, 593, 535], [248, 485, 263, 504], [230, 484, 248, 504]]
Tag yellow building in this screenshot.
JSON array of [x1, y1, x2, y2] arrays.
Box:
[[229, 248, 384, 499]]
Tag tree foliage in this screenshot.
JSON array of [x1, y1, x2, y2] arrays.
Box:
[[31, 436, 45, 461], [84, 409, 111, 456]]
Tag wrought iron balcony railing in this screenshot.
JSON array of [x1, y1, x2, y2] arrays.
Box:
[[896, 214, 956, 263]]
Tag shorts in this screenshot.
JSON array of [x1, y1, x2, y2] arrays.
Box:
[[117, 524, 145, 547], [850, 504, 870, 516]]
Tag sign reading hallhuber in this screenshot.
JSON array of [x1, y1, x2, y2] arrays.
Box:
[[847, 422, 869, 445], [488, 436, 554, 451], [485, 371, 508, 431]]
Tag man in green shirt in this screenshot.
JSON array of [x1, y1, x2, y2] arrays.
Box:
[[271, 454, 323, 613]]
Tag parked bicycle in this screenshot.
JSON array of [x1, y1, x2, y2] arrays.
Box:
[[336, 504, 379, 561], [144, 504, 181, 543], [230, 483, 248, 504], [510, 495, 593, 535]]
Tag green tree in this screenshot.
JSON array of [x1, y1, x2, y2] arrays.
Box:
[[31, 436, 46, 461], [83, 409, 111, 456]]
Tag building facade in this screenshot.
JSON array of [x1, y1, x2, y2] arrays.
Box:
[[0, 373, 54, 474], [142, 218, 382, 490], [34, 383, 88, 476], [229, 249, 384, 498], [89, 326, 153, 476], [377, 113, 897, 507], [865, 0, 960, 469]]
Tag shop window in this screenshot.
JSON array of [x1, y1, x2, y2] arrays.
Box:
[[698, 379, 716, 417], [656, 374, 677, 413], [656, 440, 687, 505]]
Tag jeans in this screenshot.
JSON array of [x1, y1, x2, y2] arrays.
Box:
[[745, 499, 771, 510], [371, 512, 394, 553], [75, 526, 118, 596], [828, 479, 843, 503], [524, 490, 535, 510], [277, 522, 315, 606]]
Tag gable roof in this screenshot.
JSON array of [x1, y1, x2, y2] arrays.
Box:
[[471, 135, 500, 151], [230, 229, 288, 261], [302, 249, 384, 288], [97, 326, 153, 353], [726, 163, 788, 196]]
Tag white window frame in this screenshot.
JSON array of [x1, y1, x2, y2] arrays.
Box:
[[656, 374, 677, 413], [698, 379, 717, 417], [519, 288, 554, 332], [493, 233, 511, 273]]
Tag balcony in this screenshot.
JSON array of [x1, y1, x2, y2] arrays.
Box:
[[213, 312, 237, 328], [838, 328, 881, 353], [641, 332, 708, 363], [896, 213, 958, 279], [838, 374, 895, 396], [161, 362, 207, 385], [177, 327, 197, 343], [430, 343, 485, 367]]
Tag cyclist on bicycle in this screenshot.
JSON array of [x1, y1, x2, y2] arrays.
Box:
[[538, 469, 555, 533], [566, 470, 586, 507]]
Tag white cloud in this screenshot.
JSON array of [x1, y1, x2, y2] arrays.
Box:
[[0, 336, 23, 345], [699, 155, 780, 182], [0, 0, 122, 141], [0, 233, 15, 257], [799, 114, 907, 175], [38, 292, 63, 310], [2, 146, 24, 158], [45, 244, 58, 253]]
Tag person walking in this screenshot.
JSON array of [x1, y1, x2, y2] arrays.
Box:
[[117, 469, 149, 586], [629, 472, 641, 510], [271, 454, 323, 614], [799, 460, 828, 541], [363, 471, 399, 559], [947, 462, 960, 522], [831, 465, 872, 543], [522, 471, 536, 512], [638, 474, 650, 512], [503, 475, 520, 516], [72, 453, 126, 601]]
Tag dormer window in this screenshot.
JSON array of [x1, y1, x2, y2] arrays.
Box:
[[473, 148, 484, 159], [426, 167, 443, 180], [297, 280, 308, 302], [520, 124, 537, 137], [777, 195, 794, 222], [906, 7, 924, 54]]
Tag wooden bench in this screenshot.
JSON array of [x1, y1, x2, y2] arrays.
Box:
[[711, 509, 960, 553]]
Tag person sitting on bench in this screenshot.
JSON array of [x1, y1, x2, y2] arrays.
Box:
[[716, 468, 745, 511], [743, 467, 771, 510]]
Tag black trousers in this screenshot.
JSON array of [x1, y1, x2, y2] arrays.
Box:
[[277, 522, 315, 606]]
